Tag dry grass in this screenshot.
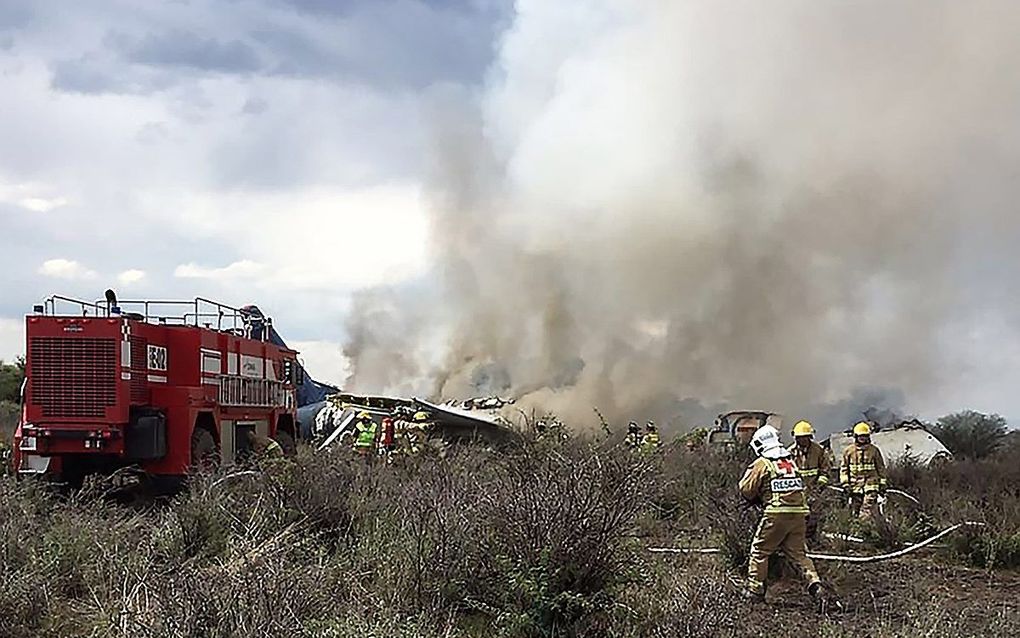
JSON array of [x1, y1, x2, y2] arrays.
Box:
[[0, 433, 1018, 637]]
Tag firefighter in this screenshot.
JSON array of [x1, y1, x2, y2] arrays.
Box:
[[399, 411, 430, 456], [245, 430, 283, 461], [641, 421, 661, 452], [352, 411, 378, 460], [787, 420, 831, 540], [840, 422, 888, 522], [739, 424, 823, 601], [380, 416, 396, 461], [682, 426, 708, 451], [624, 421, 642, 449]]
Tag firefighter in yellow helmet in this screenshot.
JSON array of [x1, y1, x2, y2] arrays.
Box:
[[787, 420, 832, 540], [840, 422, 888, 522], [739, 424, 823, 601], [352, 411, 378, 461], [399, 411, 431, 456]]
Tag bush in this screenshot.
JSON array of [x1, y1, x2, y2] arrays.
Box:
[[1, 433, 1018, 637], [933, 410, 1009, 460]]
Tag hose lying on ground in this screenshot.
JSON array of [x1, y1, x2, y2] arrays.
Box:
[[825, 484, 922, 506], [210, 470, 259, 489], [648, 521, 986, 564], [805, 521, 985, 563]]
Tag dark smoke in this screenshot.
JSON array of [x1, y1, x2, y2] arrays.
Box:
[[342, 1, 1020, 430]]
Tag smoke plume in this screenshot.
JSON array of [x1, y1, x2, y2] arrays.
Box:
[[343, 1, 1020, 432]]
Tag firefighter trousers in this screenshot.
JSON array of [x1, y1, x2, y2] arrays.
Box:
[[850, 492, 881, 523], [747, 513, 820, 595]]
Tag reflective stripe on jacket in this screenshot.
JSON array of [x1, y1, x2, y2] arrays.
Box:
[[787, 441, 832, 489], [840, 443, 888, 493], [354, 420, 378, 448], [739, 457, 810, 515], [641, 432, 661, 452]]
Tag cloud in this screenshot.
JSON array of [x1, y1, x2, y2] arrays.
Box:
[[18, 196, 67, 212], [117, 269, 146, 285], [39, 1, 508, 96], [0, 318, 24, 362], [50, 55, 129, 94], [252, 0, 504, 90], [173, 185, 428, 290], [0, 183, 68, 212], [288, 339, 349, 386], [174, 260, 266, 281], [112, 30, 263, 74], [38, 259, 96, 280]]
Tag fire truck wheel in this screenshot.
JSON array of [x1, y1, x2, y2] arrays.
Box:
[[190, 428, 219, 473], [276, 430, 296, 456]]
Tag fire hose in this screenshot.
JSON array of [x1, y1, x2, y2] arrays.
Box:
[[648, 521, 987, 564], [825, 483, 921, 507]]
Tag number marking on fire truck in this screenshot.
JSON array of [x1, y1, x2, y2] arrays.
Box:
[[148, 345, 168, 371]]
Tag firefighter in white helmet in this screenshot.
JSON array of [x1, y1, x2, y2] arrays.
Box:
[[739, 424, 823, 601], [787, 420, 832, 540]]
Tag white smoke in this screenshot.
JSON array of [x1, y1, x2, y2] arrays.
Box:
[[343, 0, 1020, 430]]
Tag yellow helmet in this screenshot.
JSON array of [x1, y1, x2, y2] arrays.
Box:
[[792, 421, 814, 437], [412, 411, 429, 423], [357, 410, 373, 421], [853, 422, 872, 436]]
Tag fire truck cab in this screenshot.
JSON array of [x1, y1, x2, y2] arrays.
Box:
[[13, 293, 301, 489]]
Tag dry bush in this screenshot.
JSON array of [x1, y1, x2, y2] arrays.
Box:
[[474, 440, 654, 636], [888, 455, 1020, 569], [649, 447, 757, 567], [605, 560, 743, 637], [2, 433, 1019, 637], [0, 440, 655, 638]]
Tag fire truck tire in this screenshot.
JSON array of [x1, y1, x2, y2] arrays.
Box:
[[276, 430, 297, 456], [190, 428, 219, 473]]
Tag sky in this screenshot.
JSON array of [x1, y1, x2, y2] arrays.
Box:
[[3, 1, 1020, 428], [0, 0, 510, 383]]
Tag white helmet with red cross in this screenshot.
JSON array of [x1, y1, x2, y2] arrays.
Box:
[[750, 425, 789, 460]]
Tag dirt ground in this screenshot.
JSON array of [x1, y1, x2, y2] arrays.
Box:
[[746, 558, 1020, 636]]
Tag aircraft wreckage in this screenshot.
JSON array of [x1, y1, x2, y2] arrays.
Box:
[[301, 392, 521, 451]]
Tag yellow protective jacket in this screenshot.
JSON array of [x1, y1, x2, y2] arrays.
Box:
[[641, 431, 661, 452], [840, 443, 888, 494], [739, 456, 810, 515], [353, 420, 378, 449], [787, 441, 832, 490]]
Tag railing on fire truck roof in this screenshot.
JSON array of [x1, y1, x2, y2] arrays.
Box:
[[41, 295, 274, 340]]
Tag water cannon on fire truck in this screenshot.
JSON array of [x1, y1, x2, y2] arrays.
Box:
[[12, 290, 333, 490]]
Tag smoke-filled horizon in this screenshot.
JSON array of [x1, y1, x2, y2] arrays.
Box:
[[342, 1, 1020, 433]]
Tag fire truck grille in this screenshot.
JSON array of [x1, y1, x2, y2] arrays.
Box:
[[30, 337, 118, 418]]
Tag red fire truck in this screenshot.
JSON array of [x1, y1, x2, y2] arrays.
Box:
[[12, 292, 302, 489]]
